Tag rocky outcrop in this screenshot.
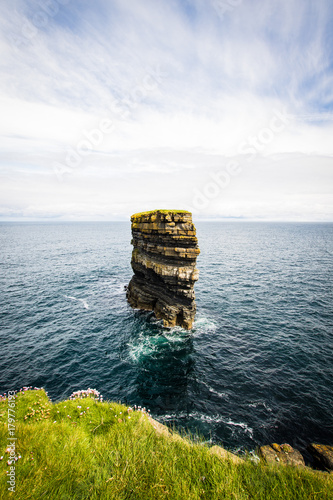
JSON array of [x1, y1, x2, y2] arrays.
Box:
[[258, 443, 305, 467], [126, 209, 200, 329], [209, 445, 244, 464], [307, 444, 333, 471]]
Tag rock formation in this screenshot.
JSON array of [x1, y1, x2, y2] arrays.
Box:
[[126, 209, 200, 329], [258, 443, 305, 467], [307, 444, 333, 471]]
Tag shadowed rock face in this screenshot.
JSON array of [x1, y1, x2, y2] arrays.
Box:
[[126, 210, 200, 329], [307, 444, 333, 471]]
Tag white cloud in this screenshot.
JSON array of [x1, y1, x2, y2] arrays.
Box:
[[0, 0, 332, 220]]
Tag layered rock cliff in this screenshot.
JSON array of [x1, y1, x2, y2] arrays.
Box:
[[126, 210, 200, 329]]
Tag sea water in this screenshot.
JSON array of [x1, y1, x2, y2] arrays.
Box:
[[0, 221, 332, 453]]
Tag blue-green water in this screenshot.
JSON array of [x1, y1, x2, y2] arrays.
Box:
[[0, 221, 332, 453]]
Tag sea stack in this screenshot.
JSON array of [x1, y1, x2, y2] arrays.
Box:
[[126, 210, 200, 329]]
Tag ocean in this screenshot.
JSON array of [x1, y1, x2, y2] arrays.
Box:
[[1, 221, 332, 454]]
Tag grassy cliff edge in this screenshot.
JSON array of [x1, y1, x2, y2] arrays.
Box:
[[1, 389, 332, 499]]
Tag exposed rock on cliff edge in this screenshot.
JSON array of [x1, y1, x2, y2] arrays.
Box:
[[307, 444, 333, 471], [258, 443, 305, 467], [126, 209, 200, 329]]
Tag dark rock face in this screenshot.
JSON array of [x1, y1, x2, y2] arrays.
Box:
[[307, 444, 333, 471], [126, 210, 200, 329], [258, 443, 305, 467]]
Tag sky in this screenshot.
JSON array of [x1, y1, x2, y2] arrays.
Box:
[[0, 0, 333, 221]]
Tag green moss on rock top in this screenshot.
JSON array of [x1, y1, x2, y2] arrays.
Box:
[[131, 209, 190, 220]]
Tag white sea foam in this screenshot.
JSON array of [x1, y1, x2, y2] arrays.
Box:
[[128, 328, 190, 362], [248, 401, 272, 412], [200, 380, 228, 399], [160, 411, 253, 437], [223, 419, 254, 438], [193, 316, 217, 332], [128, 343, 150, 362], [64, 295, 89, 309], [127, 332, 160, 362], [128, 342, 156, 362], [163, 330, 189, 343], [166, 325, 186, 335]]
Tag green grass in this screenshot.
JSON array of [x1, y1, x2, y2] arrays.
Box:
[[1, 390, 332, 499], [131, 209, 191, 219]]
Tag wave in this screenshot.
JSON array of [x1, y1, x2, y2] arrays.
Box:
[[160, 411, 254, 438], [128, 337, 158, 362], [199, 380, 229, 400], [193, 316, 217, 332], [64, 295, 89, 310], [248, 401, 273, 412]]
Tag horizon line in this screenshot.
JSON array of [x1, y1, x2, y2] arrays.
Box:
[[0, 218, 333, 223]]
